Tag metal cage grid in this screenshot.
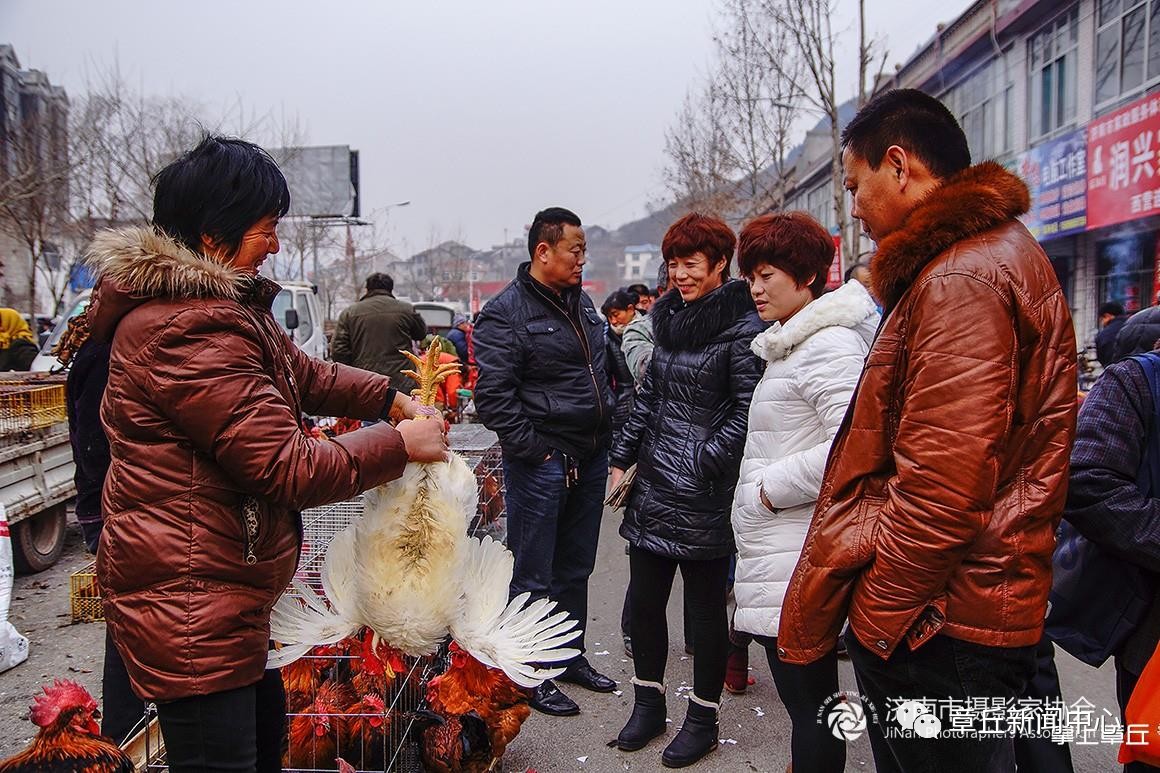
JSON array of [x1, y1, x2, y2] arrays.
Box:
[[136, 431, 504, 772], [0, 380, 66, 436]]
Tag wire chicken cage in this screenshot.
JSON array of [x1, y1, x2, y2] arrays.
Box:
[[0, 375, 67, 437], [136, 429, 507, 772]]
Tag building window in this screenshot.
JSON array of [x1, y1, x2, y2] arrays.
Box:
[[944, 50, 1015, 160], [1096, 0, 1160, 107], [1029, 7, 1079, 140]]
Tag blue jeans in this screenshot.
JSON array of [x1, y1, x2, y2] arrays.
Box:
[[502, 448, 608, 661]]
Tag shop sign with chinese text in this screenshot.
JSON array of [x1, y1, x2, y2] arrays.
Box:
[[1015, 129, 1086, 240], [1088, 92, 1160, 229]]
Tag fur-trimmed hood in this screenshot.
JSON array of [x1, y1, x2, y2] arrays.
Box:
[[87, 226, 253, 301], [751, 279, 879, 363], [652, 279, 761, 351], [81, 227, 270, 345], [871, 161, 1031, 312]]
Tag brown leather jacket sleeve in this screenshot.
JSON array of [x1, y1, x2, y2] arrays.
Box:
[[285, 335, 392, 421], [859, 273, 1016, 652], [146, 308, 405, 510]]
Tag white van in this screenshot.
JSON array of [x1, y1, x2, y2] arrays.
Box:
[[273, 281, 328, 360], [30, 280, 328, 372]]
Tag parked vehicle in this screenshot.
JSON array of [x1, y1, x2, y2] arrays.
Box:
[[0, 375, 74, 572], [413, 301, 463, 337], [274, 281, 328, 360], [29, 292, 91, 373]]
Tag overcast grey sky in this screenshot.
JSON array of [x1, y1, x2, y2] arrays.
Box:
[[3, 0, 971, 255]]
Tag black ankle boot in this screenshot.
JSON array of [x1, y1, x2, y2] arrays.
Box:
[[616, 679, 667, 751], [661, 697, 719, 768]]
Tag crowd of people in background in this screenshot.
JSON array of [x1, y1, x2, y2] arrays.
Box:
[[37, 86, 1160, 773]]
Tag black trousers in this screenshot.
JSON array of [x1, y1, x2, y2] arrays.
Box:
[[157, 669, 287, 773], [1012, 636, 1074, 772], [754, 634, 844, 773], [847, 630, 1036, 773], [628, 545, 729, 703], [101, 628, 146, 745]]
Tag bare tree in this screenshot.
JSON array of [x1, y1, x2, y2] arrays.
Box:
[[662, 83, 736, 217], [662, 0, 805, 224], [712, 0, 805, 219]]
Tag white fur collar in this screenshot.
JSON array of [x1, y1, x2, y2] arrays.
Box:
[[750, 280, 878, 362]]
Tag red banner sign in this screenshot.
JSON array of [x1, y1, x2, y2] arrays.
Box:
[[1087, 92, 1160, 229]]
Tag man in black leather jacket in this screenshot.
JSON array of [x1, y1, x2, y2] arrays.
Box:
[[473, 207, 617, 717]]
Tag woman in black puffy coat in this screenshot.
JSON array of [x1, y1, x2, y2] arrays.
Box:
[[608, 213, 764, 768]]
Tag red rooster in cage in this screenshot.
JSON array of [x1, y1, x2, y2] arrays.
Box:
[[286, 679, 354, 771], [424, 642, 532, 767], [0, 680, 132, 773], [412, 709, 492, 773], [340, 693, 390, 770]]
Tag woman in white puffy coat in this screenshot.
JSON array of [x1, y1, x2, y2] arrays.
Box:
[[732, 212, 879, 773]]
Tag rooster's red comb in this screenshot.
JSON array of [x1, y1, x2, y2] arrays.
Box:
[[29, 679, 97, 728]]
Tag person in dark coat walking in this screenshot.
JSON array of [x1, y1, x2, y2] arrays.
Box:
[[609, 213, 764, 768], [473, 207, 619, 718], [331, 273, 429, 393], [1097, 301, 1131, 367]]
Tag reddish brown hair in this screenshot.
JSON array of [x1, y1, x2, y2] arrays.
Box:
[[661, 213, 736, 278], [738, 211, 833, 298]]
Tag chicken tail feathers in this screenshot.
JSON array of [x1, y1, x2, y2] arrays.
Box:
[[268, 525, 363, 667], [452, 537, 582, 688]]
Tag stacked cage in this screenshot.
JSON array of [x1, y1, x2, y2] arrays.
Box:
[[0, 375, 67, 440], [276, 429, 506, 773], [136, 432, 506, 771]]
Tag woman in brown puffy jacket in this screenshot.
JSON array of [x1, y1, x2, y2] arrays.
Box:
[[69, 136, 447, 772]]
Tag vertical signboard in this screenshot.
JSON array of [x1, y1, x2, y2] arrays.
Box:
[[1015, 128, 1087, 240], [1087, 93, 1160, 230]]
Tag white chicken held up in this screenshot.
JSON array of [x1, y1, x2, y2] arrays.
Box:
[[269, 342, 580, 688]]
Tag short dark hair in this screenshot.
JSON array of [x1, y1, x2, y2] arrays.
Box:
[[528, 207, 582, 259], [601, 289, 637, 317], [366, 272, 394, 293], [153, 135, 291, 255], [841, 89, 971, 180], [662, 213, 735, 279], [738, 212, 833, 298], [627, 283, 651, 299], [1100, 301, 1125, 317]]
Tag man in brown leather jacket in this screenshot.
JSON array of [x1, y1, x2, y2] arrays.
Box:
[[777, 89, 1077, 771]]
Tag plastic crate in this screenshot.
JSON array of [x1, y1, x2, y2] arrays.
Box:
[[69, 561, 103, 623]]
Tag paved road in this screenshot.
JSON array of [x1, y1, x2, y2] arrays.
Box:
[[0, 511, 1128, 771]]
